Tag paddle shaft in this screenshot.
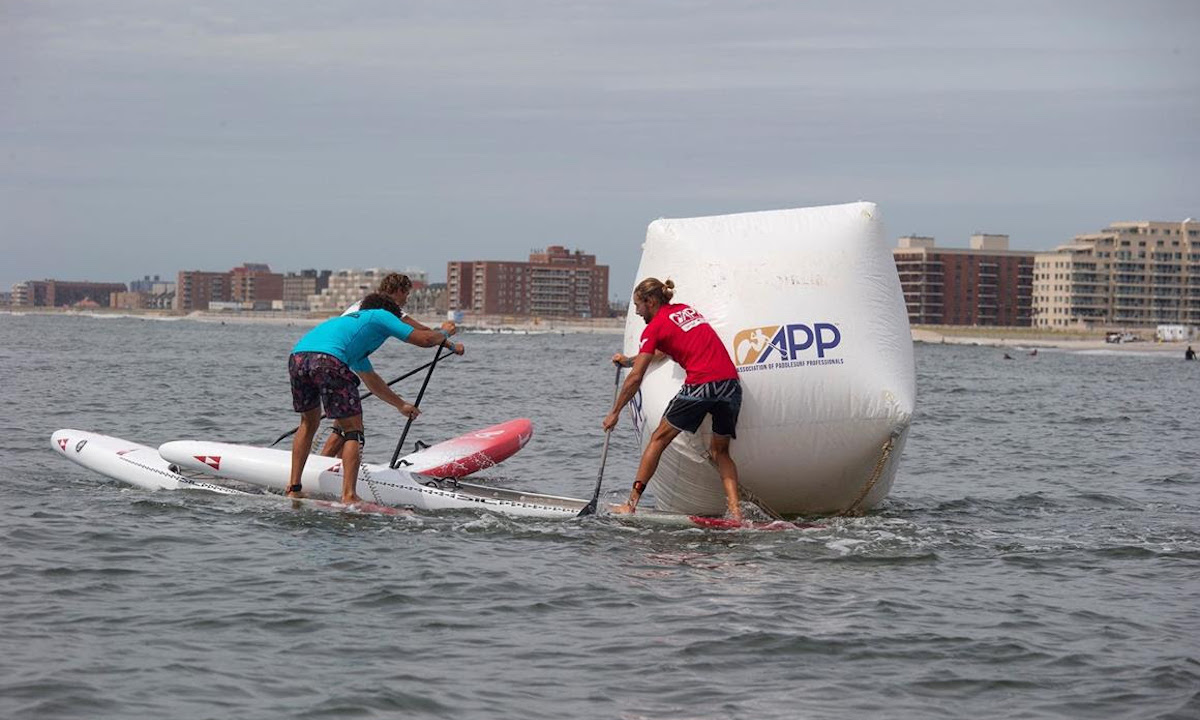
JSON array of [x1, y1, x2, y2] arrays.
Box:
[[268, 356, 445, 447], [577, 363, 623, 517], [389, 345, 446, 468]]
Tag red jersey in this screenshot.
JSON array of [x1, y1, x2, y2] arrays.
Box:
[[639, 303, 738, 385]]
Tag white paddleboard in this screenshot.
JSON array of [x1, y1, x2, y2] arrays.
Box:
[[158, 439, 591, 519], [51, 429, 251, 495]]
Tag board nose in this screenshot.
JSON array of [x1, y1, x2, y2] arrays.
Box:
[[51, 429, 77, 453]]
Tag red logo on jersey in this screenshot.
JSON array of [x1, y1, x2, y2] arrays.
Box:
[[668, 307, 705, 332]]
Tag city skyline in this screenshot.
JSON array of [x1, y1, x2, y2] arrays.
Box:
[[3, 2, 1197, 292], [8, 219, 1194, 297]]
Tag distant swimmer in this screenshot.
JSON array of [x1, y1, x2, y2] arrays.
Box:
[[1187, 345, 1196, 361], [603, 277, 744, 522], [285, 292, 464, 504], [322, 273, 457, 458], [1003, 353, 1013, 360], [1029, 349, 1038, 357]]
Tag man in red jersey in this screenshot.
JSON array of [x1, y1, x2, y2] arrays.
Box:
[[602, 277, 744, 522]]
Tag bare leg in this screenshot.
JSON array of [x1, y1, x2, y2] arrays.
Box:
[[319, 419, 345, 457], [710, 434, 742, 522], [288, 409, 321, 497], [613, 419, 680, 514], [338, 414, 365, 504]]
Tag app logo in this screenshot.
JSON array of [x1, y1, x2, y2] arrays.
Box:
[[668, 306, 705, 332], [732, 322, 843, 371]]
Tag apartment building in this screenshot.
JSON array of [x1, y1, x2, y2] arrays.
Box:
[[308, 268, 430, 313], [281, 269, 331, 312], [10, 280, 128, 308], [893, 234, 1035, 326], [448, 246, 609, 318], [447, 260, 530, 315], [175, 271, 232, 311], [229, 263, 283, 308], [1034, 219, 1200, 328]]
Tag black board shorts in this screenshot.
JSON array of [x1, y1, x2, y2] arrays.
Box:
[[663, 379, 742, 438], [288, 352, 362, 419]]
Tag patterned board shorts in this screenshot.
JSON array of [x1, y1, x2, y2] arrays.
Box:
[[663, 378, 742, 438], [288, 352, 362, 419]]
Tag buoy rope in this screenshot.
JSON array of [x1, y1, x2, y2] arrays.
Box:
[[737, 483, 785, 521], [838, 434, 896, 517]]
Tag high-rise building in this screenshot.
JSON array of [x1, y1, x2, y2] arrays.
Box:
[[175, 271, 232, 311], [447, 261, 530, 315], [230, 263, 283, 308], [893, 234, 1035, 326], [1033, 219, 1200, 328], [447, 246, 609, 318]]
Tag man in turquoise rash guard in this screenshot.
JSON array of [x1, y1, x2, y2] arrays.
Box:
[[287, 292, 465, 504]]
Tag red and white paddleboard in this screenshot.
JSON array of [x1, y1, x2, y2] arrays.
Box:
[[684, 516, 823, 531], [396, 418, 533, 476]]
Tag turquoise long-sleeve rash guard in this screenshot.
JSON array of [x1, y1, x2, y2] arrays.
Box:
[[291, 309, 413, 373]]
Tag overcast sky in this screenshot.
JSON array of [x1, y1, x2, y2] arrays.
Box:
[[2, 1, 1197, 296]]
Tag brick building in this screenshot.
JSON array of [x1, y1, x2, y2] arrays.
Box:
[[10, 280, 128, 308], [230, 263, 283, 308], [448, 246, 609, 318], [893, 234, 1035, 326], [175, 271, 232, 311]]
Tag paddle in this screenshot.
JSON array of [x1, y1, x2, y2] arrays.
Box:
[[389, 344, 447, 469], [268, 356, 448, 447], [577, 363, 623, 517]]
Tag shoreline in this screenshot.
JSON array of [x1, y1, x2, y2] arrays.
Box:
[[911, 328, 1192, 354], [3, 309, 1195, 352], [0, 307, 627, 335]]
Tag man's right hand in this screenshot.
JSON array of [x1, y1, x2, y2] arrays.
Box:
[[399, 402, 421, 420], [440, 321, 458, 335]]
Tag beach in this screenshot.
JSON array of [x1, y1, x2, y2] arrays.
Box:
[[910, 326, 1194, 354]]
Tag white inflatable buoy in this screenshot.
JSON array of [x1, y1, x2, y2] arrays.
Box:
[[622, 202, 916, 515]]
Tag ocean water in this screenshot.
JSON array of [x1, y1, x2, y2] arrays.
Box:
[[1, 313, 1197, 720]]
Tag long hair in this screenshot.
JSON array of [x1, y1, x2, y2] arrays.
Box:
[[359, 292, 404, 319], [633, 277, 675, 305]]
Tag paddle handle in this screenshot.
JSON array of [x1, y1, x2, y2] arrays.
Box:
[[389, 345, 446, 468]]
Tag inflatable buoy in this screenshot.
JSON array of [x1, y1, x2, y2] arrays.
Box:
[[621, 202, 915, 515]]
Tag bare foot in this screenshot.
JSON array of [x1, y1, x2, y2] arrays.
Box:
[[341, 494, 363, 505], [285, 489, 306, 499], [610, 503, 636, 515]]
